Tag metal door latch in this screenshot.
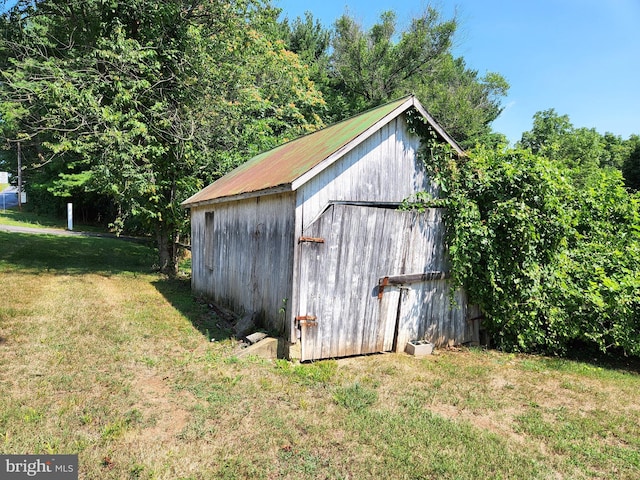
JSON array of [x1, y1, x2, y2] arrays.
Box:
[[295, 315, 318, 327]]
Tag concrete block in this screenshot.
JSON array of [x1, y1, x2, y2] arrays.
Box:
[[235, 337, 279, 360], [245, 332, 268, 344], [405, 340, 434, 357]]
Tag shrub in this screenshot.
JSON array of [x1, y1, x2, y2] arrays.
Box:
[[413, 142, 640, 356]]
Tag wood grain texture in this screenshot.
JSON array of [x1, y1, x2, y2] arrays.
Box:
[[190, 193, 296, 335], [297, 204, 475, 361], [296, 114, 439, 229], [190, 112, 477, 359]]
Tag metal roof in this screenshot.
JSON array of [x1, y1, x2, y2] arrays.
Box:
[[182, 95, 461, 207]]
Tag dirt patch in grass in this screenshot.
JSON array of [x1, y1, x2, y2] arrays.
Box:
[[429, 403, 528, 444], [130, 372, 191, 443]]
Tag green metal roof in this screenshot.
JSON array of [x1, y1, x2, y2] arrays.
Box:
[[183, 95, 459, 207]]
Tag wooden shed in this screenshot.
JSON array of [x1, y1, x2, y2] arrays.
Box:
[[182, 95, 480, 360]]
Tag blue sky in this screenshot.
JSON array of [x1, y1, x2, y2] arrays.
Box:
[[276, 0, 640, 144]]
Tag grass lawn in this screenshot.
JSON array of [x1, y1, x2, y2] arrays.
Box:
[[0, 230, 639, 479], [0, 208, 107, 232]]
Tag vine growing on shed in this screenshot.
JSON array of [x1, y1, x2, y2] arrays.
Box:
[[406, 118, 640, 356]]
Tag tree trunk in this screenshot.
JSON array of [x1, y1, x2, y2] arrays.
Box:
[[156, 224, 178, 277]]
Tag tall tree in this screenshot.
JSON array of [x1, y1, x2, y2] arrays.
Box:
[[330, 10, 454, 108], [519, 109, 573, 156], [415, 55, 509, 148], [0, 0, 324, 274], [519, 109, 639, 187], [325, 9, 508, 147], [280, 11, 330, 73], [602, 132, 633, 170]]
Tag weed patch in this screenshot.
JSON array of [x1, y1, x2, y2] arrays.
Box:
[[274, 359, 339, 386], [333, 383, 378, 412]]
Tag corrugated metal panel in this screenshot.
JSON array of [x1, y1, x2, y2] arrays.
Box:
[[183, 95, 463, 207]]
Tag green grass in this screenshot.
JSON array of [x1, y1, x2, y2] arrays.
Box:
[[0, 209, 67, 228], [0, 231, 639, 479], [0, 231, 154, 274], [0, 208, 107, 232]]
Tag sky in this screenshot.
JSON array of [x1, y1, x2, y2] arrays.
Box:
[[276, 0, 640, 144]]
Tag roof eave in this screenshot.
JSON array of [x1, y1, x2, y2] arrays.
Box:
[[291, 96, 464, 191], [181, 184, 292, 209], [183, 95, 464, 208], [411, 98, 465, 155]]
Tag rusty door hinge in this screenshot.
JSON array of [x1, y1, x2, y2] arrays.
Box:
[[295, 315, 318, 327], [377, 277, 389, 299], [298, 236, 325, 244]]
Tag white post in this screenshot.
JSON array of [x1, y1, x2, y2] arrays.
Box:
[[67, 203, 73, 231], [17, 142, 22, 211]]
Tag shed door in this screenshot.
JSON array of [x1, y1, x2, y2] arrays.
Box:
[[391, 279, 467, 352], [297, 204, 447, 361], [297, 204, 474, 360], [297, 205, 394, 360]]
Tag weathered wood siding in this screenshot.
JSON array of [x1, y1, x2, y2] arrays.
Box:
[[296, 113, 437, 228], [296, 204, 475, 361], [190, 193, 296, 334], [188, 110, 474, 357], [389, 281, 474, 352]]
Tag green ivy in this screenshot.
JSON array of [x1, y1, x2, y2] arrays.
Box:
[[412, 141, 640, 356]]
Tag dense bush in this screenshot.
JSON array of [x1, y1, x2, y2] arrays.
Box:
[[412, 142, 640, 356]]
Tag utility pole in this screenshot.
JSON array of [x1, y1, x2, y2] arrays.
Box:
[[17, 141, 22, 211]]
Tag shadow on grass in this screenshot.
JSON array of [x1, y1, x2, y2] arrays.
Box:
[[484, 342, 640, 376], [0, 231, 234, 342], [563, 341, 640, 376], [152, 277, 234, 342], [0, 231, 155, 275]]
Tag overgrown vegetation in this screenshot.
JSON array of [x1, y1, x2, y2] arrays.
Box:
[[1, 227, 639, 478], [407, 137, 640, 356]]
